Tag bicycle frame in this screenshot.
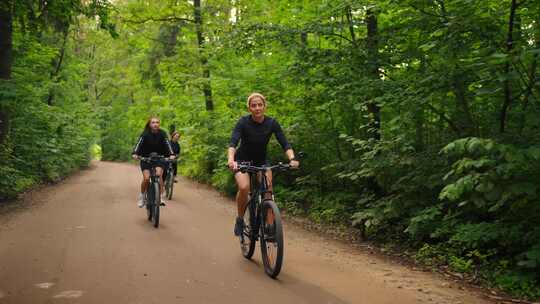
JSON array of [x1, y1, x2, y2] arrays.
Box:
[[140, 156, 171, 187], [246, 172, 267, 240], [249, 171, 271, 200], [240, 163, 289, 236], [236, 161, 293, 278], [145, 163, 162, 208]]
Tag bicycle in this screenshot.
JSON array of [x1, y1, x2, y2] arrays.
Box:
[[235, 162, 294, 278], [164, 161, 176, 200], [139, 154, 173, 228]]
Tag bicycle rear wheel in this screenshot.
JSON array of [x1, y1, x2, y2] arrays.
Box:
[[146, 186, 153, 221], [152, 182, 160, 228], [165, 173, 174, 200], [240, 198, 257, 259], [260, 200, 284, 278]]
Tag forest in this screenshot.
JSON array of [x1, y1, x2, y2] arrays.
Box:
[[0, 0, 539, 299]]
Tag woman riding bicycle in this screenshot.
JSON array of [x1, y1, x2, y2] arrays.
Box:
[[170, 131, 181, 182], [132, 117, 176, 207], [227, 93, 299, 236]]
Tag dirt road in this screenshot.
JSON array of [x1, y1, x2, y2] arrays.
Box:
[[0, 162, 490, 304]]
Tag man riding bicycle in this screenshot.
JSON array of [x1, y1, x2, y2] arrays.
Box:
[[227, 93, 299, 236], [132, 116, 176, 207]]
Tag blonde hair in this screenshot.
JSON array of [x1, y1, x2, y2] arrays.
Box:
[[247, 92, 267, 108]]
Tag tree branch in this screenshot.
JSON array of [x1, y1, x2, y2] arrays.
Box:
[[426, 104, 461, 135], [409, 3, 447, 21], [499, 0, 518, 133], [121, 16, 194, 24]]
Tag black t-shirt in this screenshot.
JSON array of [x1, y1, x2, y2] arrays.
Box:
[[132, 129, 174, 157], [171, 141, 180, 156], [229, 115, 291, 163]]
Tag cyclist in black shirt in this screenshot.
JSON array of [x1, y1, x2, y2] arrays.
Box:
[[168, 131, 181, 183], [132, 117, 176, 207], [228, 93, 299, 236]]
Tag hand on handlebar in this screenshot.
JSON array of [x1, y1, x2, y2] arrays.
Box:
[[228, 160, 238, 171], [169, 155, 176, 160], [132, 154, 140, 160], [289, 159, 300, 169]]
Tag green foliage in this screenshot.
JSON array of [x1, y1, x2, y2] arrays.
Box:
[[0, 2, 114, 199], [490, 270, 540, 299], [5, 0, 539, 299]]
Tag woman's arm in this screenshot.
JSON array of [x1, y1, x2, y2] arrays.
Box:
[[273, 119, 292, 151], [162, 131, 175, 159], [285, 149, 299, 168], [227, 147, 237, 170], [273, 120, 299, 168], [132, 135, 144, 159], [227, 119, 243, 170]]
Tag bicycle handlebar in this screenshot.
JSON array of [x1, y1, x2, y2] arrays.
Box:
[[138, 155, 176, 163], [229, 162, 296, 174]]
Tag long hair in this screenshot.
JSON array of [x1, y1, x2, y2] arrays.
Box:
[[144, 116, 160, 134], [170, 131, 180, 140]]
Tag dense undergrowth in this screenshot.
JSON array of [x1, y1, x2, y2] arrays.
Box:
[[0, 31, 100, 199]]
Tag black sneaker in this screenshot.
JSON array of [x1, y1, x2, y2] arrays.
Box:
[[234, 217, 245, 236]]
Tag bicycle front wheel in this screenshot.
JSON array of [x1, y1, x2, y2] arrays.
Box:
[[260, 200, 284, 278], [152, 182, 160, 228], [240, 200, 257, 259], [146, 186, 153, 221]]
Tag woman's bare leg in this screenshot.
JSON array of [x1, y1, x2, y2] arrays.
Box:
[[235, 172, 251, 217], [155, 167, 164, 195], [141, 170, 150, 193], [264, 170, 274, 225]]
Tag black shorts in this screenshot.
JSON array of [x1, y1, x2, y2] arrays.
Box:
[[140, 160, 167, 172]]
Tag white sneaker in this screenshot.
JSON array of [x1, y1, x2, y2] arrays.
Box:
[[160, 195, 166, 206], [138, 193, 146, 208]]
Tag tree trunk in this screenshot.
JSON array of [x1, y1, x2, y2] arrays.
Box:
[[164, 25, 180, 57], [518, 16, 539, 135], [366, 8, 381, 140], [194, 0, 214, 111], [346, 6, 356, 45], [0, 0, 13, 143], [499, 0, 518, 133], [414, 108, 425, 151], [452, 73, 476, 136], [300, 31, 307, 47], [0, 0, 13, 79], [46, 27, 70, 106]]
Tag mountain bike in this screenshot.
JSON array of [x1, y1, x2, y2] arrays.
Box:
[[140, 154, 173, 228], [164, 161, 176, 200], [236, 162, 294, 278]]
